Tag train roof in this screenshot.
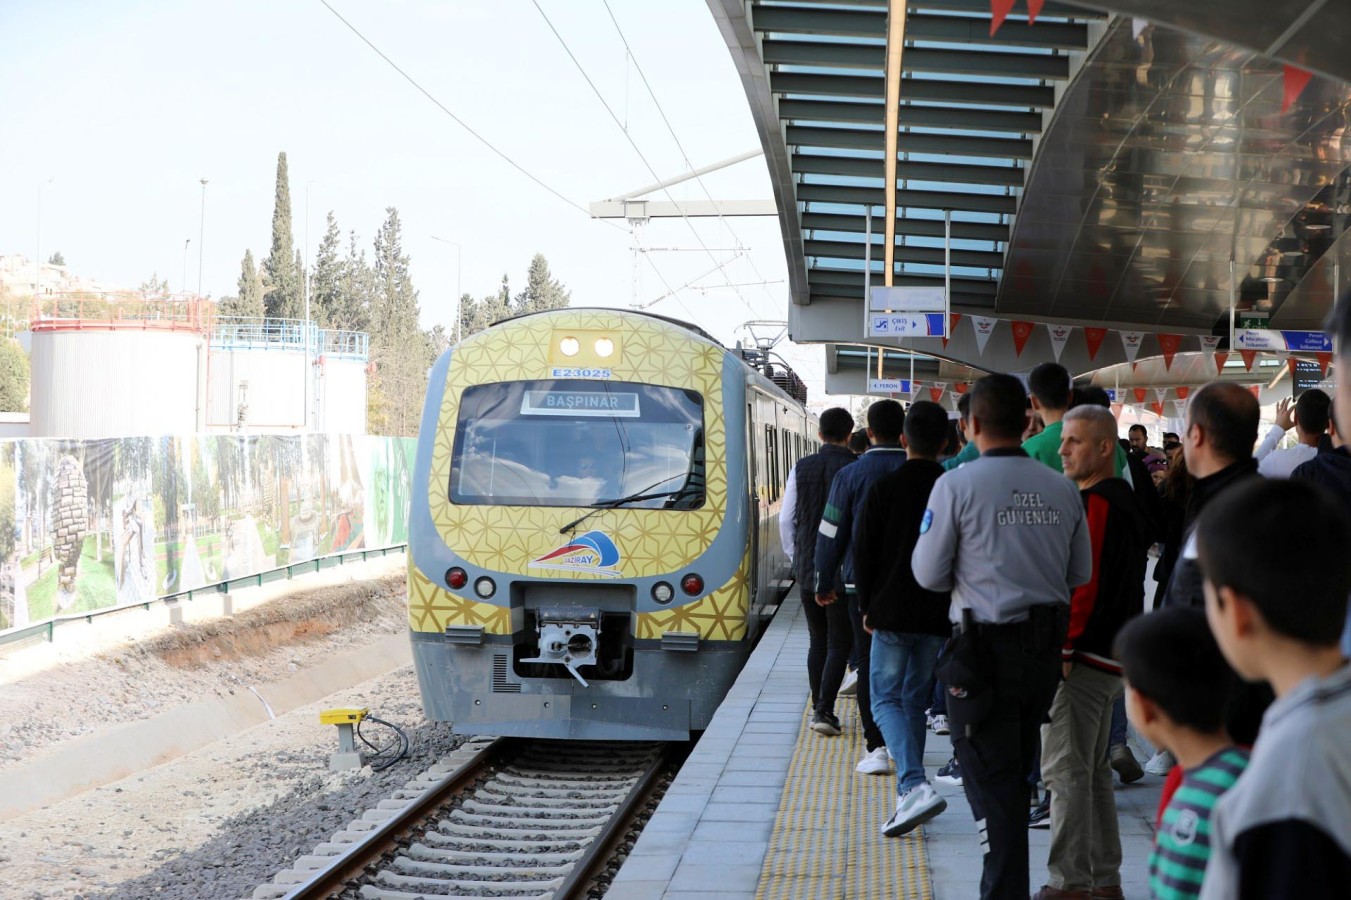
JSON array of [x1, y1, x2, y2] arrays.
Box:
[[490, 307, 721, 347]]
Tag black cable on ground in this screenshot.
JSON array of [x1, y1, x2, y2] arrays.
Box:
[[355, 714, 410, 771]]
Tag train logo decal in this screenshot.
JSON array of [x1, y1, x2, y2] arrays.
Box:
[[528, 530, 622, 577]]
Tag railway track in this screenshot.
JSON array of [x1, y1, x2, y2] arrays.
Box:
[[256, 738, 671, 900]]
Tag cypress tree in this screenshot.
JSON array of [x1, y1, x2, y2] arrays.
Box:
[[515, 253, 570, 314], [310, 212, 343, 328], [221, 249, 265, 317], [263, 152, 301, 319]]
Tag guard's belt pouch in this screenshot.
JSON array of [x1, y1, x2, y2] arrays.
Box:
[[936, 613, 994, 737]]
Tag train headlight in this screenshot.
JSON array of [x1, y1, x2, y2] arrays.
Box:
[[594, 337, 615, 357], [651, 581, 674, 604], [474, 576, 496, 599], [681, 573, 704, 596], [559, 336, 581, 357], [445, 567, 468, 590]]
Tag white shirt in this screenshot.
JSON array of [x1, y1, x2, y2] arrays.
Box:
[[1254, 424, 1319, 479], [779, 468, 798, 564]]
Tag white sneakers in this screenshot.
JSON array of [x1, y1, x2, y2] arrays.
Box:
[[882, 782, 948, 837], [838, 667, 859, 697], [930, 714, 950, 735], [1145, 749, 1176, 776], [856, 746, 891, 775]]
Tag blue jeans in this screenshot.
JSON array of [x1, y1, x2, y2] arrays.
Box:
[[871, 630, 945, 794], [1109, 693, 1127, 748]]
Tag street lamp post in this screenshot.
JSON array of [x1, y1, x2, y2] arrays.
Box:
[[430, 236, 463, 342], [181, 239, 192, 293], [197, 178, 208, 297]]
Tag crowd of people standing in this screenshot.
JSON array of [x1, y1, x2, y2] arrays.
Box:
[[779, 293, 1351, 899]]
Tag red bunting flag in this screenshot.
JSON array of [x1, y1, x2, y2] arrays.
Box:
[[1110, 402, 1124, 419], [990, 0, 1017, 36], [1248, 385, 1263, 402], [1175, 386, 1191, 400], [1287, 357, 1299, 379], [929, 386, 945, 403], [1083, 327, 1108, 361], [955, 381, 970, 394], [1151, 401, 1165, 417], [942, 312, 962, 348], [1026, 0, 1045, 24], [1240, 350, 1257, 371], [1282, 65, 1313, 114], [1011, 320, 1035, 356], [1318, 352, 1333, 378], [1157, 333, 1182, 370], [1213, 351, 1229, 372], [1133, 387, 1147, 404]]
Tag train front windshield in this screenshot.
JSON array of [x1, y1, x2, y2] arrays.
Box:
[[449, 380, 705, 509]]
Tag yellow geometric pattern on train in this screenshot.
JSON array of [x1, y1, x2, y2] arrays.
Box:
[[634, 551, 751, 642], [423, 312, 733, 633], [407, 562, 512, 635]]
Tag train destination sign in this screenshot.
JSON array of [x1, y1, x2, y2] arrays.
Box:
[[521, 390, 641, 417], [867, 378, 911, 394]]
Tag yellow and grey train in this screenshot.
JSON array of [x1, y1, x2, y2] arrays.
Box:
[[408, 308, 815, 740]]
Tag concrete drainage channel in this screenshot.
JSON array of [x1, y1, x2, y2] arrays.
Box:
[[246, 739, 676, 900]]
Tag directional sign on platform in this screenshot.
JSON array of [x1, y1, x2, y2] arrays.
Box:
[[869, 286, 947, 312], [1234, 329, 1333, 353], [867, 378, 911, 395], [867, 312, 946, 338]]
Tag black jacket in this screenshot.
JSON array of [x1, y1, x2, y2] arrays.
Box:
[[853, 459, 951, 636], [790, 444, 855, 586], [1163, 458, 1261, 608], [1292, 446, 1351, 501], [1065, 477, 1150, 674]]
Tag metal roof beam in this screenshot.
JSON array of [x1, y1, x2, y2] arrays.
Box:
[[779, 98, 1044, 133], [802, 210, 1009, 242], [771, 71, 1056, 108], [787, 124, 1034, 159], [797, 181, 1017, 214], [762, 41, 1072, 80], [751, 8, 1091, 49], [793, 153, 1025, 187], [806, 239, 1005, 269]]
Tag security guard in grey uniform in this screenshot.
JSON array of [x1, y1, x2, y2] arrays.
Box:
[[913, 373, 1092, 900]]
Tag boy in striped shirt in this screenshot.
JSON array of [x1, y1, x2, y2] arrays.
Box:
[[1114, 607, 1247, 900]]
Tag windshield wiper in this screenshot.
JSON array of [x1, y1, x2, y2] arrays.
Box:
[[558, 480, 694, 535]]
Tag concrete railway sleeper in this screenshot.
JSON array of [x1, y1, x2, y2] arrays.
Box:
[[247, 738, 673, 900]]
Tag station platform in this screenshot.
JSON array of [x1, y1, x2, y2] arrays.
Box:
[[609, 600, 1164, 899]]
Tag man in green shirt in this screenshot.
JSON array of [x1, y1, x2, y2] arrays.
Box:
[[1023, 363, 1073, 471]]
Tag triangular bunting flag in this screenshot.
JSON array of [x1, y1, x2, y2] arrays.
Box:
[[1214, 351, 1229, 372], [971, 317, 998, 356], [1240, 350, 1257, 371], [1282, 65, 1313, 114], [1011, 320, 1035, 356], [1047, 324, 1072, 362], [1248, 385, 1262, 402], [1132, 18, 1148, 39], [1318, 352, 1332, 378], [1287, 357, 1299, 379], [950, 391, 962, 408], [1199, 335, 1221, 354], [1157, 333, 1182, 370], [1121, 331, 1144, 364], [990, 0, 1016, 37], [1175, 386, 1191, 400], [929, 386, 945, 403], [1155, 387, 1168, 403], [1026, 0, 1045, 25], [1151, 401, 1165, 417], [942, 312, 963, 348], [1133, 387, 1147, 404], [955, 382, 970, 394], [1173, 399, 1187, 416], [1110, 402, 1124, 419], [1083, 327, 1107, 361]]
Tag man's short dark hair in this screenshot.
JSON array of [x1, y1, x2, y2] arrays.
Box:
[[1197, 479, 1351, 647], [1295, 388, 1331, 435], [969, 373, 1028, 441], [819, 407, 853, 442], [1128, 424, 1147, 437], [956, 391, 971, 422], [1188, 382, 1259, 464], [1071, 385, 1112, 409], [1115, 607, 1236, 733], [1163, 440, 1182, 453], [903, 400, 949, 457], [848, 429, 870, 455], [1027, 362, 1071, 411], [1163, 432, 1180, 443], [866, 399, 905, 442]]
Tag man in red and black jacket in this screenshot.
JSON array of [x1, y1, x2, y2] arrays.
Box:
[[1033, 405, 1150, 900]]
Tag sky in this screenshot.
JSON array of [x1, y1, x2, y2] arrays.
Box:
[[0, 0, 826, 397]]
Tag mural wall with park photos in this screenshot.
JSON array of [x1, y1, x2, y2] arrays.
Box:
[[0, 434, 414, 635]]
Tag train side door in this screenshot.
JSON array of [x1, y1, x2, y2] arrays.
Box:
[[747, 401, 759, 605]]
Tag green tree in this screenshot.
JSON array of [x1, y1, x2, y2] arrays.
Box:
[[514, 253, 570, 314], [220, 249, 264, 318], [0, 338, 30, 412], [334, 229, 373, 333], [263, 151, 301, 319], [367, 207, 425, 436], [47, 251, 65, 267], [139, 273, 171, 296], [309, 212, 343, 328]]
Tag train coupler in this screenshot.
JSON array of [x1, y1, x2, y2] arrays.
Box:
[[520, 608, 600, 686]]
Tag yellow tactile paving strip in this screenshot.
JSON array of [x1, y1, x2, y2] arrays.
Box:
[[756, 700, 932, 900]]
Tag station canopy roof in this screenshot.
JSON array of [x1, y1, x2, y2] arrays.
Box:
[[708, 0, 1351, 398]]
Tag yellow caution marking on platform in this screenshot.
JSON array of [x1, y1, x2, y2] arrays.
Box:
[[756, 699, 932, 900]]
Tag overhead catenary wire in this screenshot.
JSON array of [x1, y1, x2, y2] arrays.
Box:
[[530, 0, 762, 320], [316, 0, 622, 231], [600, 0, 780, 315]]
